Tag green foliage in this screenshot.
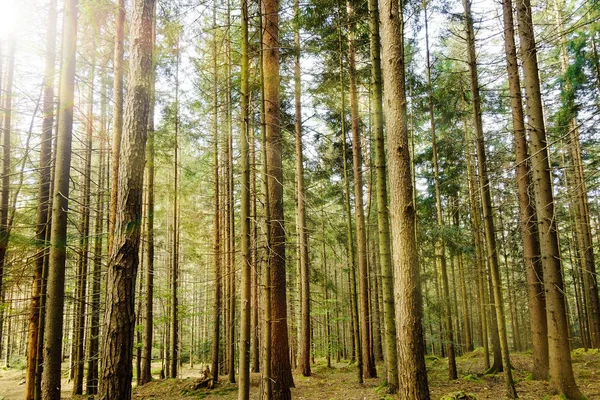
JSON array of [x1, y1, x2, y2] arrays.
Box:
[[440, 391, 478, 400]]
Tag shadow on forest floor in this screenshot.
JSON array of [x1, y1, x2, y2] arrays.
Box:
[[1, 349, 599, 399]]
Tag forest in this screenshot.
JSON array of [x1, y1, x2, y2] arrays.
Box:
[[0, 0, 600, 398]]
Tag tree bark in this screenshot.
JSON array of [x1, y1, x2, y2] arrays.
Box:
[[262, 0, 294, 395], [140, 1, 157, 384], [40, 0, 77, 395], [515, 0, 584, 397], [501, 0, 548, 379], [239, 0, 252, 393], [378, 0, 430, 397], [463, 1, 516, 395], [368, 0, 398, 390], [99, 0, 155, 396], [25, 2, 56, 397]]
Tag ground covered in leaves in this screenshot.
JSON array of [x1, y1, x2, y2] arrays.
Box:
[[1, 349, 599, 399]]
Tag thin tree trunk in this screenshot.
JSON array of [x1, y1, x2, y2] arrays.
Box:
[[40, 0, 77, 395], [99, 0, 155, 396], [108, 0, 126, 254], [463, 0, 516, 396], [238, 0, 251, 393], [86, 69, 107, 394], [140, 1, 157, 384], [72, 34, 96, 395], [294, 0, 311, 378], [346, 0, 376, 379], [424, 2, 457, 379], [25, 1, 56, 397], [210, 0, 222, 384], [378, 0, 430, 397]]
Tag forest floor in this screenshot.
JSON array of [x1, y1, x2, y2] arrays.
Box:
[[1, 348, 599, 399]]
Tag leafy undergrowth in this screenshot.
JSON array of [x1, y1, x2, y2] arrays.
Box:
[[130, 349, 600, 399]]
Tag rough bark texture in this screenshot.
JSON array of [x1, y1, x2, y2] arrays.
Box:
[[99, 0, 154, 397], [516, 0, 584, 397], [378, 0, 430, 397], [501, 0, 548, 379], [263, 0, 294, 395], [40, 0, 77, 396], [368, 0, 398, 389]]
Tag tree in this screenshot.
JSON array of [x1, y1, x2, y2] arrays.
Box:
[[41, 0, 77, 395], [367, 0, 398, 389], [238, 0, 252, 393], [294, 0, 311, 378], [262, 0, 294, 394], [99, 0, 155, 396], [24, 1, 56, 397], [500, 0, 548, 379], [515, 0, 584, 397], [463, 0, 516, 395], [378, 0, 430, 397]]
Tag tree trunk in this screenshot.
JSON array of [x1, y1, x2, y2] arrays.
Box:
[[25, 2, 56, 397], [263, 0, 294, 394], [87, 68, 107, 394], [40, 0, 77, 395], [515, 0, 584, 397], [368, 0, 398, 389], [170, 42, 180, 379], [293, 0, 311, 379], [424, 3, 457, 380], [108, 0, 126, 254], [336, 8, 361, 380], [72, 34, 96, 395], [501, 0, 548, 378], [99, 0, 155, 396], [346, 0, 376, 379], [140, 1, 157, 384], [238, 0, 251, 393], [463, 0, 516, 396], [378, 0, 430, 397], [210, 1, 222, 384]]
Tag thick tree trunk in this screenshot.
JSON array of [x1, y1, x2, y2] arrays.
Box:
[[501, 0, 548, 379], [99, 0, 155, 397], [40, 0, 77, 396], [378, 0, 430, 397], [368, 0, 398, 390], [516, 0, 584, 397], [262, 0, 294, 395]]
